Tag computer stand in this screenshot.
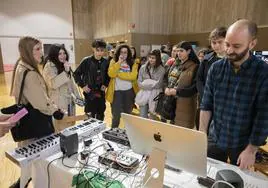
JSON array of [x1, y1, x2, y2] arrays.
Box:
[[143, 147, 166, 188]]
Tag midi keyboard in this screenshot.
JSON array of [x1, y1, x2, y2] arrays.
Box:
[[5, 118, 106, 167]]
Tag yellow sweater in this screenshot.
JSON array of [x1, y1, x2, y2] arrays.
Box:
[[106, 59, 139, 103]]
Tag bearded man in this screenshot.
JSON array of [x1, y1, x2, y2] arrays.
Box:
[[199, 19, 268, 169]]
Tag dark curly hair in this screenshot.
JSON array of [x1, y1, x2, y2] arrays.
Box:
[[114, 44, 134, 70]]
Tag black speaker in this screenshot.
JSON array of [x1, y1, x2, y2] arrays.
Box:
[[60, 131, 78, 157], [215, 169, 244, 188]]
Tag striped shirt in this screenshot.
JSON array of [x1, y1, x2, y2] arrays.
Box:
[[200, 54, 268, 149]]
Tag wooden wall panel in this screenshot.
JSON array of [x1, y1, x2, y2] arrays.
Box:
[[91, 0, 132, 38], [251, 27, 268, 50], [86, 0, 268, 37], [72, 0, 93, 64], [131, 0, 268, 34], [72, 0, 92, 39], [72, 0, 268, 61], [131, 0, 174, 34], [169, 27, 268, 50], [73, 39, 92, 64], [171, 0, 268, 33]]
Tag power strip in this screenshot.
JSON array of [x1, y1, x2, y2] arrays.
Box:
[[98, 151, 139, 173]]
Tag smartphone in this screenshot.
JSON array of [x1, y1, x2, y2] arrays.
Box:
[[8, 107, 28, 123], [71, 93, 85, 107]]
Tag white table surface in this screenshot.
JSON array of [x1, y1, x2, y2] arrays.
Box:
[[22, 134, 268, 188]]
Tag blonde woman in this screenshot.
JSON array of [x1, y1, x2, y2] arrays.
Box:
[[9, 36, 64, 188]]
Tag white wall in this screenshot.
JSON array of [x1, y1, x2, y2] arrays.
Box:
[[0, 0, 75, 64]]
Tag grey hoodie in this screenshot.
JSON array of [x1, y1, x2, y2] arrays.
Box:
[[137, 62, 165, 90]]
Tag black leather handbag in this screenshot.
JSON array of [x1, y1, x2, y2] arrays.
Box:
[[1, 70, 54, 142], [153, 92, 176, 120]]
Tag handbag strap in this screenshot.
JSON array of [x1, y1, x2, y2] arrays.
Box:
[[153, 92, 164, 101], [18, 70, 29, 106], [69, 69, 84, 99]]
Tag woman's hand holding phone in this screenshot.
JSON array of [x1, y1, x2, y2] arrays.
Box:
[[119, 55, 126, 63]]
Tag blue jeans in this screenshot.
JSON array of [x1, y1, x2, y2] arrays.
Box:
[[139, 104, 149, 118]]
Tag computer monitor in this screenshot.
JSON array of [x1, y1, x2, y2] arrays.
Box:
[[253, 51, 268, 63], [122, 113, 207, 178]]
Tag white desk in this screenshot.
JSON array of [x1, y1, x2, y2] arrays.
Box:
[[25, 135, 268, 188]]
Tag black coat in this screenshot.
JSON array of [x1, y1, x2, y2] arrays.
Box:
[[73, 56, 110, 91], [196, 52, 221, 102]]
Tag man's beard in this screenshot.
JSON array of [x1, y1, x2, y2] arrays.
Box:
[[226, 47, 249, 63]]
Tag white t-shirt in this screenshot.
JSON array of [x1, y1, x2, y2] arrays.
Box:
[[115, 62, 132, 91]]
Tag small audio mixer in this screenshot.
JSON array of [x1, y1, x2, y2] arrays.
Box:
[[102, 128, 130, 146], [98, 151, 139, 173]]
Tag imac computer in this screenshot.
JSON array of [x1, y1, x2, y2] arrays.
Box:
[[122, 113, 207, 187]]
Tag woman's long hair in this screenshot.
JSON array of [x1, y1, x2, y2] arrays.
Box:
[[146, 49, 162, 78], [114, 44, 133, 70], [44, 44, 69, 74], [11, 36, 41, 94], [176, 41, 200, 64], [130, 46, 137, 60]]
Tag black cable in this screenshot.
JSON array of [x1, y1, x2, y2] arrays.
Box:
[[76, 151, 92, 187], [47, 156, 63, 188]]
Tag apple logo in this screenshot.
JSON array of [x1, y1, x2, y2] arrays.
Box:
[[154, 132, 162, 142]]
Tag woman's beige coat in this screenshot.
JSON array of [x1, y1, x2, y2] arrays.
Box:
[[42, 61, 80, 114], [12, 61, 58, 115]]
